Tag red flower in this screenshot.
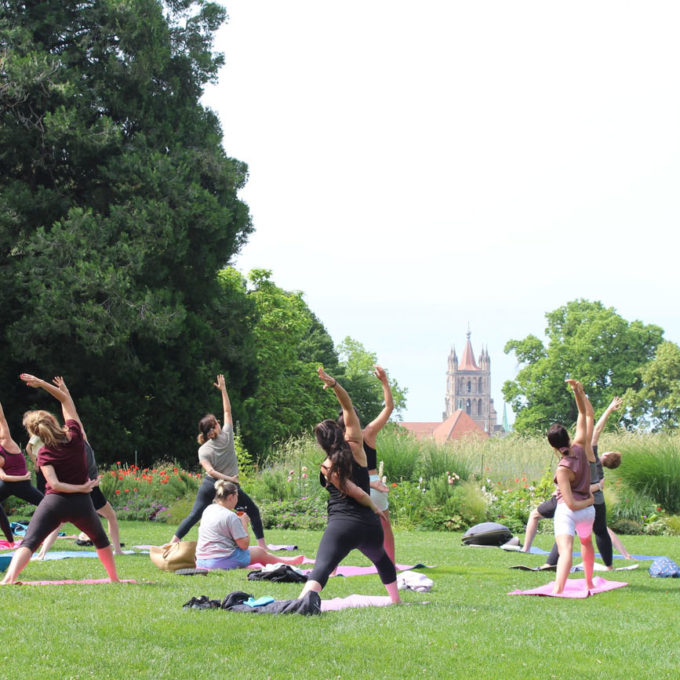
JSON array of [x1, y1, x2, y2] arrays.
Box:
[[392, 482, 398, 488], [124, 489, 129, 493], [116, 461, 121, 466], [115, 489, 121, 495]]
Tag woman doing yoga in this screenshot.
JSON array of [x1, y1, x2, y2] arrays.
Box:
[[0, 396, 44, 545], [298, 368, 400, 603], [196, 480, 304, 571], [548, 379, 595, 594], [171, 374, 265, 548], [338, 365, 395, 563], [1, 375, 118, 584]]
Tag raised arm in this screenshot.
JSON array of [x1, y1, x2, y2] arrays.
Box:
[[592, 396, 622, 447], [318, 367, 364, 463], [566, 380, 594, 460], [52, 377, 88, 440], [20, 374, 82, 427], [363, 365, 394, 448], [0, 399, 19, 451], [214, 374, 232, 428]]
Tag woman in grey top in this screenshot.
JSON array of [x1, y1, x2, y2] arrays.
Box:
[[170, 374, 266, 547]]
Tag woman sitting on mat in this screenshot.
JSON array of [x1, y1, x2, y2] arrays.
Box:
[[196, 480, 304, 571], [171, 374, 266, 549], [337, 365, 396, 563], [1, 374, 119, 585], [0, 396, 44, 546], [298, 367, 400, 604], [548, 379, 595, 594]]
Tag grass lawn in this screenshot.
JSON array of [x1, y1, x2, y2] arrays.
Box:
[[2, 522, 680, 680]]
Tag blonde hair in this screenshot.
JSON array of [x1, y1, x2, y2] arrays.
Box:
[[22, 410, 68, 449], [214, 479, 238, 502]]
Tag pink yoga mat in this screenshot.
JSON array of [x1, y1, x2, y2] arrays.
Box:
[[321, 594, 395, 611], [0, 540, 21, 551], [14, 578, 138, 586], [301, 563, 427, 577], [509, 576, 628, 598]]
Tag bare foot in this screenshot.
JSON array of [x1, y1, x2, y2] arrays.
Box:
[[290, 555, 305, 566], [114, 550, 124, 556]]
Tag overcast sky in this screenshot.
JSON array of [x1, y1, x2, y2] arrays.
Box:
[[202, 1, 680, 424]]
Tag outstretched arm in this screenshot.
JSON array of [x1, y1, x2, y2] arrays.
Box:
[[214, 374, 233, 428], [592, 396, 622, 446], [0, 400, 20, 452], [20, 374, 82, 427], [363, 365, 394, 448], [51, 377, 88, 440]]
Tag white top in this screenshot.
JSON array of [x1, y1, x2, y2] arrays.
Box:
[[196, 503, 248, 560], [198, 423, 237, 477]]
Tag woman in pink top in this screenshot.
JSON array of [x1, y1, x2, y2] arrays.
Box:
[[546, 379, 595, 594]]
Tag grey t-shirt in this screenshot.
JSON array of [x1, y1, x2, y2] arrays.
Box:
[[198, 423, 238, 478], [196, 503, 248, 560]]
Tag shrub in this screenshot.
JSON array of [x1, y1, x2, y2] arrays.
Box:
[[258, 495, 327, 531]]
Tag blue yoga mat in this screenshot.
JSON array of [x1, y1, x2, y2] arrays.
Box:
[[0, 554, 11, 572]]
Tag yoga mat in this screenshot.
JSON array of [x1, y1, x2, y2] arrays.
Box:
[[0, 540, 21, 551], [0, 555, 11, 572], [300, 563, 432, 577], [14, 578, 138, 586], [501, 545, 550, 555], [267, 544, 298, 551], [571, 562, 639, 573], [321, 594, 395, 611], [33, 550, 137, 561], [509, 576, 628, 598]]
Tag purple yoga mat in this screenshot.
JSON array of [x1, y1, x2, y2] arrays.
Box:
[[509, 576, 628, 598]]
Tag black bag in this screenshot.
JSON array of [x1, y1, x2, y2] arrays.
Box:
[[462, 522, 513, 546], [247, 564, 307, 583]]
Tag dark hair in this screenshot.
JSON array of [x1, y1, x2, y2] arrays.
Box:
[[601, 451, 622, 469], [197, 414, 218, 445], [315, 419, 353, 494], [547, 424, 570, 453]]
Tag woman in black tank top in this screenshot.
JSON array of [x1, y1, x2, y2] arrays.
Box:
[[297, 368, 400, 604]]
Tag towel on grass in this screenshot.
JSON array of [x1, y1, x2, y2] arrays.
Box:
[[266, 544, 298, 551], [571, 562, 639, 573], [509, 576, 628, 598], [321, 594, 396, 610]]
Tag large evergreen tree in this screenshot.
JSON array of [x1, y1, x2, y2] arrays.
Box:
[[1, 0, 253, 464]]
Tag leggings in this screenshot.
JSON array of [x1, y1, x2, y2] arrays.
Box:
[[0, 504, 11, 542], [547, 502, 612, 566], [174, 476, 265, 540], [308, 515, 397, 588], [0, 479, 44, 506], [21, 493, 110, 552]]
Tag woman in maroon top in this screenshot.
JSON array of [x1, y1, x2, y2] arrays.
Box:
[[547, 379, 595, 594], [1, 374, 119, 585], [0, 398, 43, 545]]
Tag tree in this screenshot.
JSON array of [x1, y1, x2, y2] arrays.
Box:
[[503, 300, 664, 433], [336, 337, 407, 424], [625, 341, 680, 431], [238, 269, 339, 458], [0, 1, 253, 465]]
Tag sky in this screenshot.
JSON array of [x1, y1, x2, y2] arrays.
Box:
[[201, 1, 680, 424]]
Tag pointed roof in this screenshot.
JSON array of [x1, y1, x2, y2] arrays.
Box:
[[458, 330, 479, 371]]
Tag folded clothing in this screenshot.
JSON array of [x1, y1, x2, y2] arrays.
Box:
[[247, 564, 307, 583], [183, 590, 321, 615], [397, 570, 433, 592]]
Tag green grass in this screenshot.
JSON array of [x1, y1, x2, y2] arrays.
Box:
[[3, 521, 680, 679]]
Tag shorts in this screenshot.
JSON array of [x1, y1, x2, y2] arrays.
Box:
[[369, 474, 389, 512], [536, 495, 557, 518], [196, 547, 251, 571], [90, 486, 107, 511], [554, 503, 595, 539]]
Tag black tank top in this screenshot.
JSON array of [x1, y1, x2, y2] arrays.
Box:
[[363, 442, 378, 470], [320, 458, 375, 521]]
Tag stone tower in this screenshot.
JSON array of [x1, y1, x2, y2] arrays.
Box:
[[444, 330, 500, 434]]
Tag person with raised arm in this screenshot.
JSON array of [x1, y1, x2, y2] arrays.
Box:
[[1, 375, 119, 585], [171, 374, 266, 548], [298, 368, 400, 604], [338, 365, 396, 563], [32, 377, 124, 559], [195, 480, 304, 571], [547, 379, 595, 594], [0, 396, 44, 545]]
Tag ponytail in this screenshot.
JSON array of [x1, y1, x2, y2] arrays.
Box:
[[197, 414, 217, 445], [22, 410, 68, 449], [315, 419, 353, 494]]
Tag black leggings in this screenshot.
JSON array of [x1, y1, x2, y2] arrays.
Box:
[[308, 515, 397, 588], [0, 480, 44, 541], [0, 479, 44, 506], [547, 502, 613, 566], [174, 476, 265, 540], [21, 493, 110, 552]]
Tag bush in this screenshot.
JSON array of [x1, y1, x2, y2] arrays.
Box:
[[258, 495, 327, 531]]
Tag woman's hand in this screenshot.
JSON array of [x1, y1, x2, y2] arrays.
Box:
[[565, 379, 583, 393], [214, 374, 226, 391], [52, 376, 69, 393], [371, 480, 389, 494], [373, 365, 388, 383], [20, 373, 41, 388], [317, 367, 337, 390]]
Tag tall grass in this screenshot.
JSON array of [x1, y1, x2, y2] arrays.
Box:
[[612, 434, 680, 513]]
